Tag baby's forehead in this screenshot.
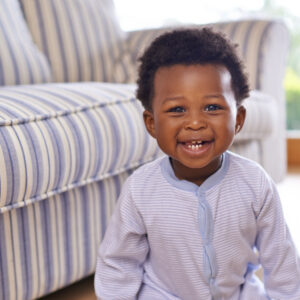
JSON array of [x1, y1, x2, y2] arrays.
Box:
[[151, 63, 238, 104]]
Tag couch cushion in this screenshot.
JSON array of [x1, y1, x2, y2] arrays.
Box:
[[0, 0, 52, 86], [0, 82, 161, 213], [20, 0, 126, 83]]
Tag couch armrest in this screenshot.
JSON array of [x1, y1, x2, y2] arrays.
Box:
[[234, 90, 278, 141]]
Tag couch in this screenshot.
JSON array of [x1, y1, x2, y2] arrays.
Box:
[[0, 0, 289, 299]]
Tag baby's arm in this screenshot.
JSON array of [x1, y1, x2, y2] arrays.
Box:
[[94, 178, 149, 300], [255, 175, 300, 298]]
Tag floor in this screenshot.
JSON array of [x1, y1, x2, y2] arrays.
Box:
[[40, 165, 300, 300]]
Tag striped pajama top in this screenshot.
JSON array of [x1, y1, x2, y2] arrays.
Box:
[[95, 151, 300, 299]]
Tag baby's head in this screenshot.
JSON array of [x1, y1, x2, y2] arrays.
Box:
[[137, 28, 250, 183], [137, 27, 250, 111]]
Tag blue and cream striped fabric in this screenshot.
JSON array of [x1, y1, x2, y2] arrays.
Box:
[[0, 82, 161, 299], [0, 0, 52, 86], [20, 0, 128, 83], [126, 19, 280, 90], [0, 172, 129, 300], [0, 82, 160, 213]]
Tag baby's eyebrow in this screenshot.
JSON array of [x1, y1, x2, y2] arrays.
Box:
[[203, 94, 224, 99], [162, 96, 185, 104]]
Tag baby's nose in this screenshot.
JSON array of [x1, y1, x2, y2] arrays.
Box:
[[185, 114, 207, 130]]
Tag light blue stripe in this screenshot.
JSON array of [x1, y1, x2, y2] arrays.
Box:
[[62, 192, 73, 284], [84, 110, 103, 177], [0, 213, 9, 300]]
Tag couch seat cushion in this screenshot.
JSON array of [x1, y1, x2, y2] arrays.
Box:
[[0, 82, 160, 212]]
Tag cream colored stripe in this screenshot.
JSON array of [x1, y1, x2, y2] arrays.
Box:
[[55, 194, 65, 286], [230, 21, 258, 89], [75, 189, 85, 278], [48, 196, 59, 290], [93, 108, 111, 175], [80, 3, 103, 80], [68, 113, 90, 182], [68, 0, 92, 81], [56, 0, 78, 82], [105, 177, 118, 221], [87, 186, 97, 270], [13, 126, 34, 201], [37, 121, 56, 192], [55, 117, 76, 188], [108, 105, 129, 170], [28, 122, 49, 194], [3, 212, 17, 300], [79, 111, 96, 178], [39, 1, 64, 81], [5, 126, 26, 204], [69, 189, 78, 282], [93, 5, 113, 81], [243, 21, 268, 90], [93, 184, 102, 253], [21, 0, 43, 51]]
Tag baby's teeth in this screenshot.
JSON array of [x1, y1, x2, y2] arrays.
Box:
[[187, 143, 203, 149]]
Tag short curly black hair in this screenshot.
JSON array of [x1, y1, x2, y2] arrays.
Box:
[[136, 27, 250, 111]]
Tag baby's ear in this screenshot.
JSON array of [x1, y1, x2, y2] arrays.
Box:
[[235, 105, 246, 134], [143, 110, 156, 139]]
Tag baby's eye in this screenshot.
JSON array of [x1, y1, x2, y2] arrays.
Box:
[[205, 104, 222, 111], [168, 106, 185, 113]]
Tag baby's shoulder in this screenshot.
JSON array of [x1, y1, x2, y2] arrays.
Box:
[[129, 155, 166, 185], [226, 151, 274, 191], [228, 151, 267, 177]]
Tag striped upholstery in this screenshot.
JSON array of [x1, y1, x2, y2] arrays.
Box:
[[20, 0, 127, 83], [0, 0, 52, 86], [0, 82, 161, 299], [0, 82, 160, 213], [0, 172, 130, 300], [234, 90, 277, 141], [126, 19, 279, 89]]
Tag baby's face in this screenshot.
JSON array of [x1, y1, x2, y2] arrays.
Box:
[[143, 63, 245, 184]]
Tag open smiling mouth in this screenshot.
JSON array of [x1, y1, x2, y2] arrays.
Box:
[[180, 140, 212, 150]]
